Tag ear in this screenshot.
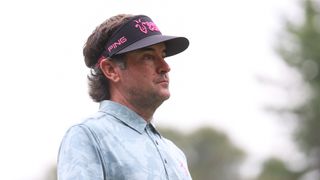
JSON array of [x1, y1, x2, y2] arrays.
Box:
[[99, 58, 120, 82]]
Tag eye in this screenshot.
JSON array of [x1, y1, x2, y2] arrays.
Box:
[[162, 51, 167, 58], [142, 54, 156, 61]]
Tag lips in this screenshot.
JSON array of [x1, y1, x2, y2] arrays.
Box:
[[155, 77, 169, 84], [154, 73, 170, 85], [157, 79, 169, 83]]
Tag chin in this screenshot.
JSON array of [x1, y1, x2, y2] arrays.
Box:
[[160, 89, 170, 98], [161, 93, 171, 101], [163, 95, 170, 100]]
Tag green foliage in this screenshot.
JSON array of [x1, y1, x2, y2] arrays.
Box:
[[276, 0, 320, 176], [277, 0, 320, 83], [256, 158, 303, 180], [44, 165, 57, 180], [159, 127, 245, 180]]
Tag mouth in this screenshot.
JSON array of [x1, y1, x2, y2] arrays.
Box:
[[159, 79, 169, 83], [155, 74, 169, 84], [156, 79, 169, 84]]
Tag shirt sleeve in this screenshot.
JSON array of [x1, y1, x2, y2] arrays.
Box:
[[57, 125, 105, 180]]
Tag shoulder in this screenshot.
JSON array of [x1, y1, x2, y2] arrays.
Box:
[[59, 111, 113, 147], [57, 124, 105, 179]]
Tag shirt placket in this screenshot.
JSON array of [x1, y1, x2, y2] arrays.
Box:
[[145, 124, 169, 180]]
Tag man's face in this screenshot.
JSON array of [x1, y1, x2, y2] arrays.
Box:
[[118, 42, 171, 108]]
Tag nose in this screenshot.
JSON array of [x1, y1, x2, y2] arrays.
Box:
[[157, 58, 171, 74]]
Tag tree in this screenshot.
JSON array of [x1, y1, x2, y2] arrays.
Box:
[[276, 0, 320, 176], [256, 158, 303, 180], [43, 165, 57, 180], [160, 127, 245, 180]]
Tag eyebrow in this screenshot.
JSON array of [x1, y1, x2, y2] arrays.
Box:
[[137, 46, 166, 53], [138, 47, 156, 52]]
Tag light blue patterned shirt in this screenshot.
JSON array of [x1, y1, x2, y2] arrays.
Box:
[[57, 100, 192, 180]]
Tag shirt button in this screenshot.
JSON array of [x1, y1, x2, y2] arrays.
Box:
[[164, 159, 168, 164], [155, 140, 159, 145]]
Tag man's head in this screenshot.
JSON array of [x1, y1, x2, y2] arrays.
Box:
[[83, 14, 189, 103], [83, 14, 133, 101], [99, 42, 170, 114]]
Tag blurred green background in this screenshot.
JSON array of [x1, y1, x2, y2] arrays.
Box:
[[2, 0, 320, 179], [47, 0, 320, 179]]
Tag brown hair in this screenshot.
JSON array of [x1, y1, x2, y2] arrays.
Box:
[[83, 14, 133, 102]]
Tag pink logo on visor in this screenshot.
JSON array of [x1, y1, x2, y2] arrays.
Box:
[[134, 18, 160, 34], [101, 15, 163, 59]]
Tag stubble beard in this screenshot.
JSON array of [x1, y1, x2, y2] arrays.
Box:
[[128, 85, 170, 113]]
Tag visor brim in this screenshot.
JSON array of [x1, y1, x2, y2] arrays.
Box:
[[115, 35, 189, 57]]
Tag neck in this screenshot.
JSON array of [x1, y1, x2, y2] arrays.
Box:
[[111, 93, 161, 122], [123, 100, 155, 121], [109, 83, 166, 122]]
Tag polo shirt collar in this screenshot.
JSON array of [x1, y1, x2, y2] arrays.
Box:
[[98, 100, 148, 134]]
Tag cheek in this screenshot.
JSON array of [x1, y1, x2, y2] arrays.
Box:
[[144, 71, 158, 82], [124, 64, 157, 82], [136, 67, 156, 79], [122, 70, 150, 83]]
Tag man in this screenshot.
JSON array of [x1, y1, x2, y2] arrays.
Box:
[[57, 14, 191, 180]]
